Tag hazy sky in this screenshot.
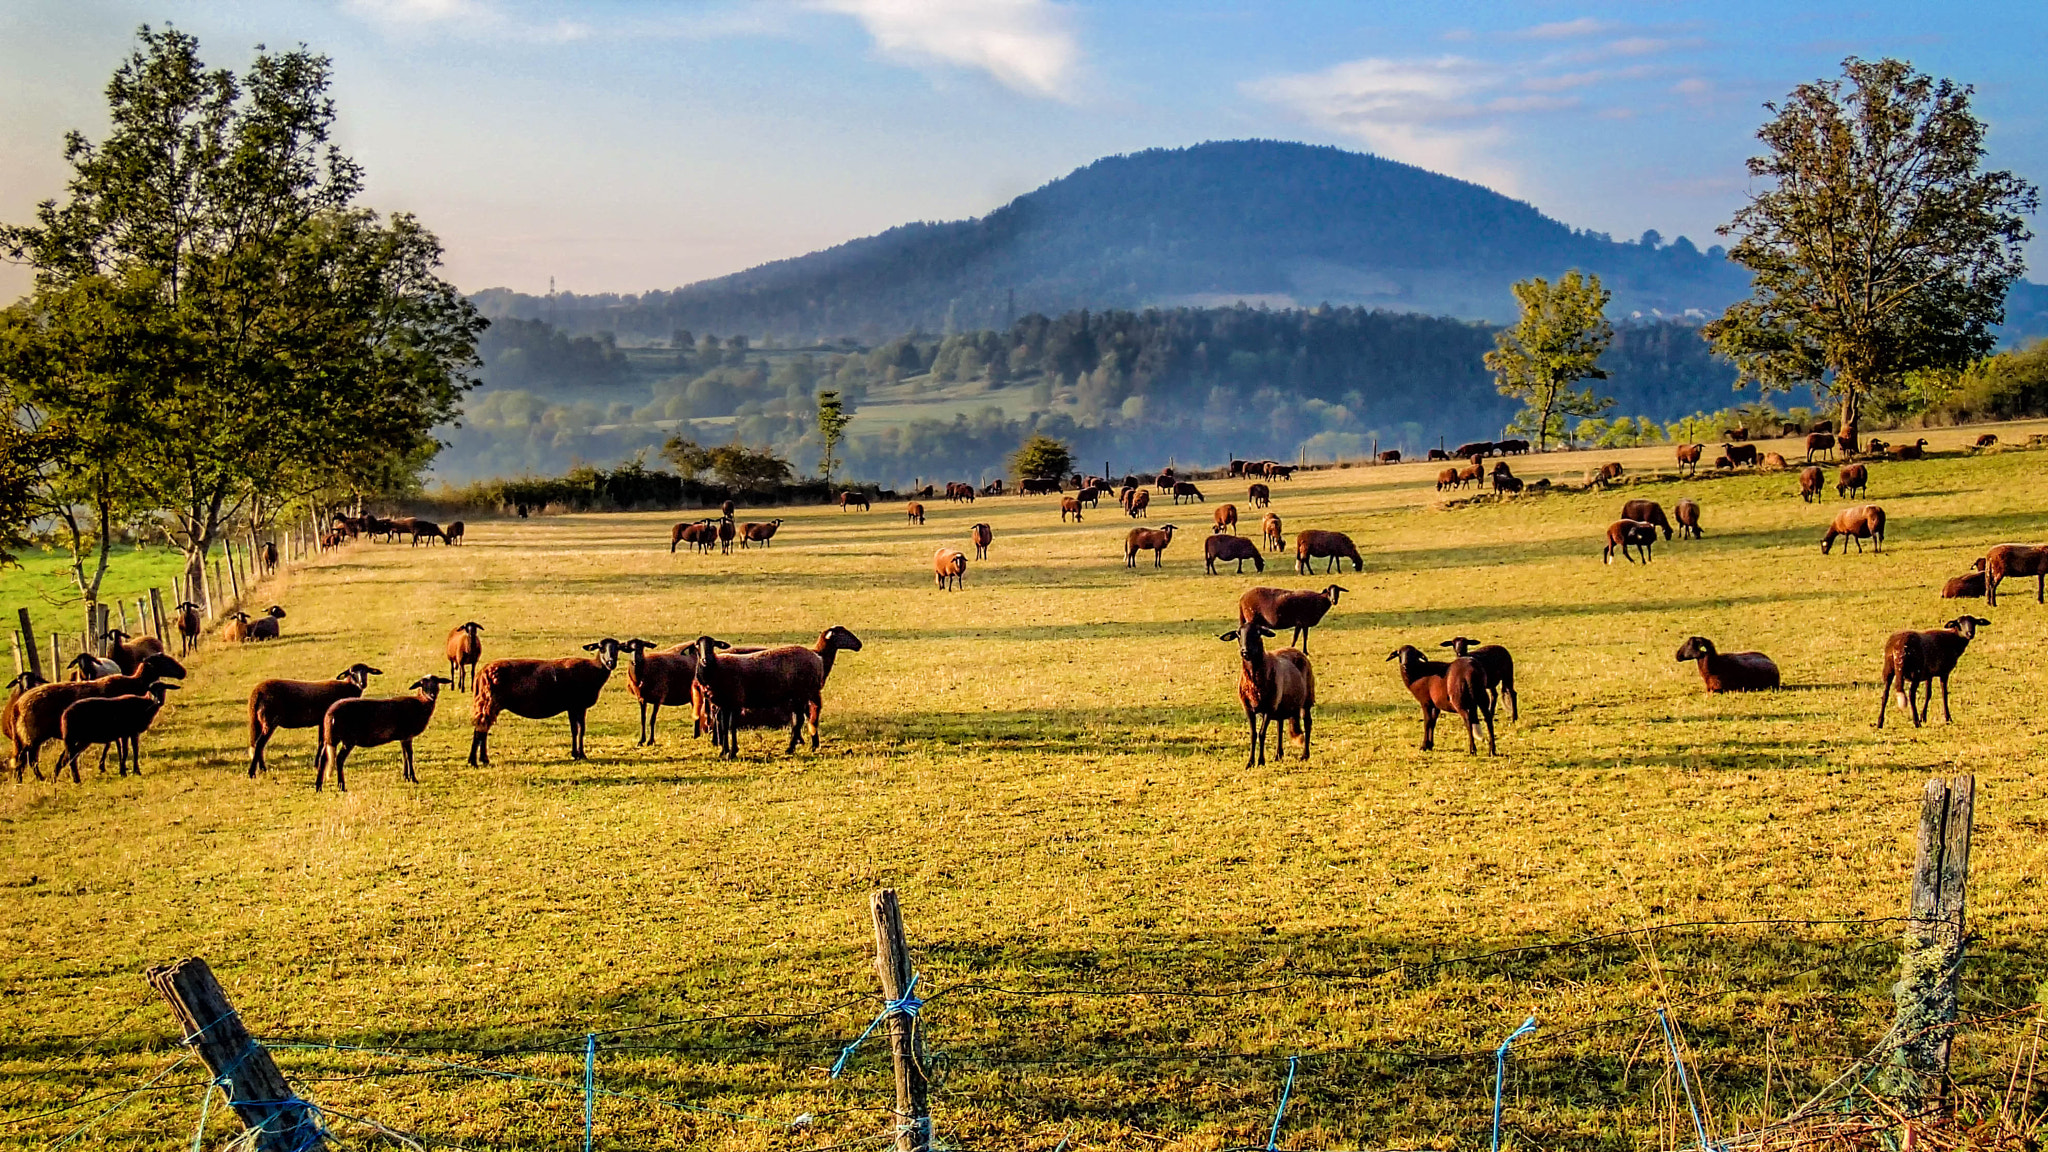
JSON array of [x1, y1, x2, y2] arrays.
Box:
[[4, 0, 2044, 302]]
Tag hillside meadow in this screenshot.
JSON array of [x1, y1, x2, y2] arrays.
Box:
[[3, 421, 2047, 1151]]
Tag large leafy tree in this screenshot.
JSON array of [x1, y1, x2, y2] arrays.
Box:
[[815, 389, 850, 486], [1484, 270, 1614, 451], [1704, 58, 2037, 444], [0, 27, 483, 597], [1010, 432, 1073, 480]]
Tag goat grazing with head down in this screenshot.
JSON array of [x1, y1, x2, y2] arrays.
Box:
[[1218, 621, 1313, 767]]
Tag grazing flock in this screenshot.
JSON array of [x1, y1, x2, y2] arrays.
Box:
[[6, 431, 2040, 790]]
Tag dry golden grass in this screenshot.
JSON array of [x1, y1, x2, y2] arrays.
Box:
[[3, 420, 2047, 1150]]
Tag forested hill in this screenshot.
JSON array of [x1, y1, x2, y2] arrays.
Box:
[[471, 140, 1754, 341]]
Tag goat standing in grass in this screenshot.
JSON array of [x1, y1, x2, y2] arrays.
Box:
[[1219, 622, 1313, 767]]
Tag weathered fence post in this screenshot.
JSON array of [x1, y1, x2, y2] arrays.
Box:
[[49, 632, 60, 679], [1883, 775, 1974, 1111], [870, 889, 931, 1152], [17, 608, 40, 679], [10, 633, 23, 678], [150, 589, 167, 642], [147, 958, 322, 1152]]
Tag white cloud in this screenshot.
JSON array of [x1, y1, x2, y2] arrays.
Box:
[[1511, 18, 1618, 41], [341, 0, 590, 42], [1244, 57, 1525, 188], [809, 0, 1081, 100]]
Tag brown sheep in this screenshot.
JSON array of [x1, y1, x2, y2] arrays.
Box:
[[1267, 463, 1296, 480], [317, 676, 452, 790], [1456, 461, 1483, 488], [1597, 462, 1624, 482], [2, 671, 48, 755], [1247, 482, 1271, 508], [446, 621, 483, 691], [1452, 441, 1493, 459], [721, 499, 737, 518], [1974, 433, 1998, 448], [682, 629, 853, 743], [934, 547, 968, 590], [1060, 496, 1084, 522], [56, 682, 178, 781], [620, 638, 711, 745], [969, 522, 992, 559], [1878, 616, 1988, 728], [445, 521, 465, 545], [259, 541, 279, 574], [671, 519, 716, 553], [99, 628, 166, 673], [1837, 463, 1868, 498], [1821, 505, 1886, 554], [175, 601, 202, 655], [1675, 443, 1704, 475], [1674, 636, 1778, 692], [1426, 448, 1451, 462], [1294, 530, 1362, 575], [1603, 520, 1658, 564], [1723, 443, 1759, 467], [1985, 543, 2048, 605], [1620, 499, 1673, 541], [245, 605, 286, 641], [1125, 489, 1151, 518], [1886, 438, 1929, 461], [1204, 534, 1264, 574], [1377, 450, 1401, 464], [1713, 455, 1733, 470], [221, 611, 252, 643], [1387, 645, 1494, 754], [1213, 503, 1238, 534], [14, 654, 185, 781], [408, 519, 445, 546], [1496, 439, 1530, 455], [1125, 525, 1178, 569], [1804, 432, 1836, 462], [467, 639, 623, 766], [249, 663, 381, 776], [1673, 498, 1703, 539], [740, 519, 785, 548], [689, 628, 864, 758], [1762, 452, 1789, 471], [70, 652, 122, 680], [1440, 636, 1517, 720], [1941, 558, 1988, 599], [1261, 512, 1284, 552], [1436, 467, 1462, 492], [717, 517, 737, 554], [1219, 622, 1314, 766], [1074, 486, 1100, 508], [906, 501, 926, 525], [1238, 585, 1346, 651], [839, 490, 871, 511], [1799, 466, 1824, 503], [1172, 481, 1205, 504]]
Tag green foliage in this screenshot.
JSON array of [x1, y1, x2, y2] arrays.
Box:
[[1485, 271, 1615, 450], [1704, 57, 2039, 438], [659, 437, 792, 491], [1912, 340, 2048, 425], [1009, 433, 1074, 480], [815, 389, 850, 485]]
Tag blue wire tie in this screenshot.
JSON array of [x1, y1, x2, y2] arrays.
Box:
[[1657, 1008, 1712, 1152], [1490, 1015, 1539, 1152], [1265, 1055, 1300, 1152], [584, 1032, 599, 1152], [830, 973, 923, 1079]]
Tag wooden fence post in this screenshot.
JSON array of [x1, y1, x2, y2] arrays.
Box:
[[50, 632, 60, 680], [17, 608, 40, 679], [151, 588, 167, 642], [147, 958, 322, 1151], [10, 633, 22, 678], [213, 559, 226, 614], [870, 889, 931, 1152], [1884, 775, 1974, 1111]]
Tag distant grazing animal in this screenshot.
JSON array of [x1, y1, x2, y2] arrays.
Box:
[[671, 519, 718, 553], [445, 521, 465, 545], [1941, 558, 1987, 599], [1261, 512, 1284, 552], [245, 606, 286, 641], [934, 547, 968, 590], [261, 541, 278, 574], [917, 485, 935, 499], [175, 601, 203, 655], [1227, 460, 1250, 477], [1295, 530, 1362, 574], [721, 500, 736, 518], [740, 519, 784, 548], [906, 501, 925, 525], [1837, 463, 1868, 498], [1060, 496, 1084, 522], [1805, 432, 1836, 462], [1238, 585, 1345, 652], [1887, 438, 1929, 461], [1811, 419, 1834, 434], [1074, 486, 1100, 508], [1496, 439, 1530, 455], [1219, 622, 1314, 767], [56, 681, 178, 780], [409, 519, 445, 546], [248, 664, 381, 776], [1674, 636, 1778, 692], [1723, 443, 1759, 467], [1436, 467, 1463, 492], [1453, 441, 1493, 459], [1440, 636, 1517, 720], [1387, 645, 1494, 755], [1213, 504, 1238, 534], [969, 522, 992, 559], [1985, 543, 2048, 605], [1676, 443, 1704, 475], [1021, 477, 1062, 495], [1247, 483, 1270, 508], [1426, 448, 1451, 462], [1264, 463, 1295, 480], [317, 676, 452, 791], [1799, 466, 1824, 502], [1726, 427, 1750, 441], [981, 480, 1004, 496], [1456, 462, 1483, 488], [1596, 462, 1624, 482], [1974, 433, 1998, 448], [1377, 450, 1401, 464], [947, 482, 976, 503], [1674, 498, 1702, 539], [1878, 616, 1988, 728], [1204, 534, 1264, 574], [1762, 452, 1789, 471], [717, 517, 737, 554], [468, 639, 623, 766], [1125, 525, 1177, 569], [446, 622, 483, 691], [1821, 505, 1886, 554], [1156, 469, 1177, 492], [1603, 520, 1658, 564], [1172, 481, 1205, 504], [839, 490, 871, 511], [1620, 499, 1672, 541], [1125, 489, 1150, 518]]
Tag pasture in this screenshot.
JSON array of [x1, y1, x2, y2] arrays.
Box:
[[4, 421, 2047, 1151]]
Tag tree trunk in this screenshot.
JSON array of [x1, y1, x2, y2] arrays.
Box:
[[1840, 389, 1863, 452]]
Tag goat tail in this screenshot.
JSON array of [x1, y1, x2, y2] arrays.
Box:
[[248, 696, 264, 751], [471, 668, 498, 733]]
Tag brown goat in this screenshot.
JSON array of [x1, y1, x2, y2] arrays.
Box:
[[249, 663, 381, 776], [468, 639, 623, 766], [1985, 543, 2048, 605], [2, 671, 48, 756], [1675, 636, 1779, 692], [1675, 443, 1704, 475], [1125, 525, 1178, 569], [906, 501, 926, 525], [1219, 622, 1313, 767], [1387, 645, 1494, 754], [13, 654, 185, 781], [1126, 489, 1150, 517], [244, 605, 286, 640], [1436, 467, 1462, 492], [1204, 534, 1264, 574], [1804, 432, 1836, 462], [56, 682, 178, 781], [318, 676, 452, 790], [1247, 483, 1271, 508], [1837, 463, 1868, 498], [1261, 512, 1284, 552], [1821, 505, 1886, 554], [1799, 466, 1824, 503], [175, 601, 202, 655], [1294, 530, 1362, 575], [1440, 636, 1517, 720], [1597, 462, 1624, 482], [1238, 585, 1346, 651], [446, 621, 484, 690], [1620, 499, 1673, 541], [1941, 558, 1988, 599], [1213, 503, 1238, 534], [1878, 616, 1988, 728], [101, 630, 165, 675], [969, 522, 992, 559], [671, 519, 717, 553], [740, 519, 785, 548], [934, 547, 968, 589], [1674, 498, 1702, 539], [1603, 520, 1658, 564], [690, 628, 864, 757], [839, 490, 871, 511], [1060, 496, 1084, 522]]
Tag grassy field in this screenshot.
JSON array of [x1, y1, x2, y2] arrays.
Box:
[[4, 421, 2047, 1151], [0, 545, 191, 642]]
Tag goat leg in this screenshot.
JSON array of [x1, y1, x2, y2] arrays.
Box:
[[1940, 676, 1952, 724]]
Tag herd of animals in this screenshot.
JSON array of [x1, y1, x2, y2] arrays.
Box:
[[3, 432, 2042, 787]]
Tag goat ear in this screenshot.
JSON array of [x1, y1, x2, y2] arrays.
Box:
[[582, 642, 600, 651], [1219, 630, 1239, 641], [712, 639, 731, 650], [1385, 649, 1400, 661]]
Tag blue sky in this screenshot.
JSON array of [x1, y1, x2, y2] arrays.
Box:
[[3, 0, 2044, 301]]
